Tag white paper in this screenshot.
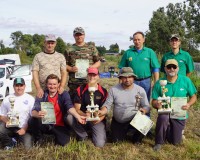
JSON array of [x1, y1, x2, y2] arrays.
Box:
[[75, 59, 89, 79], [130, 111, 154, 136], [170, 97, 187, 119]]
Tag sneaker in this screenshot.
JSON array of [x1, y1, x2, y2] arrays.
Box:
[[4, 146, 13, 150], [153, 144, 161, 151], [76, 136, 88, 142]]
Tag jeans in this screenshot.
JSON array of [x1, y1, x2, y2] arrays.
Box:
[[0, 122, 32, 149]]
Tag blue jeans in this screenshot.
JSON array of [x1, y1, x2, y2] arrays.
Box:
[[0, 122, 32, 149], [134, 78, 151, 117]]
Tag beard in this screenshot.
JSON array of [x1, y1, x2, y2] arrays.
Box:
[[167, 71, 177, 77]]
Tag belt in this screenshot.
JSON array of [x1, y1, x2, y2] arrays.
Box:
[[135, 76, 151, 81]]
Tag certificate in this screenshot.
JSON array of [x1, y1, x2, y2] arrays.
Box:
[[41, 102, 56, 124], [75, 59, 89, 79], [170, 97, 187, 119], [130, 111, 154, 136]]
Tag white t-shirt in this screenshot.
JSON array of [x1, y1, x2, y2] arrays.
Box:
[[0, 93, 35, 128]]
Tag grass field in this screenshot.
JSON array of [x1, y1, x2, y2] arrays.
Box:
[[0, 55, 199, 160]]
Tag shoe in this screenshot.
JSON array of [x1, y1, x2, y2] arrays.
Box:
[[153, 144, 161, 151], [4, 146, 13, 150], [77, 136, 88, 142]]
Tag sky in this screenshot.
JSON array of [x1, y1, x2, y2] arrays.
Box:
[[0, 0, 185, 50]]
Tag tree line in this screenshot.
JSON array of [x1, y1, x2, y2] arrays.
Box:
[[0, 1, 200, 61]]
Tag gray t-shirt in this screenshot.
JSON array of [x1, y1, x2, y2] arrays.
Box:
[[103, 83, 150, 123]]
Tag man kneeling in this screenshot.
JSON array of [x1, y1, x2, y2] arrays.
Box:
[[29, 74, 85, 146]]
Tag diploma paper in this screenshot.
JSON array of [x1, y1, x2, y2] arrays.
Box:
[[170, 97, 187, 119], [41, 102, 56, 124], [130, 111, 154, 136], [75, 59, 89, 79]]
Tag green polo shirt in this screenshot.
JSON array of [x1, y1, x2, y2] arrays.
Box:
[[161, 49, 194, 76], [118, 47, 160, 78], [152, 75, 197, 119]]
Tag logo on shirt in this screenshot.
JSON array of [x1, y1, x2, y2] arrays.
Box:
[[23, 100, 28, 105], [144, 58, 149, 61], [180, 88, 185, 91], [129, 57, 132, 61], [96, 96, 102, 100], [179, 60, 184, 63]]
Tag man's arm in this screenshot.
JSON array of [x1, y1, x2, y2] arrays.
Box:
[[153, 72, 159, 84], [32, 70, 44, 98], [74, 103, 87, 116], [0, 115, 8, 124], [186, 72, 192, 77], [68, 107, 86, 124], [182, 94, 197, 110], [59, 69, 67, 94], [90, 60, 101, 68]]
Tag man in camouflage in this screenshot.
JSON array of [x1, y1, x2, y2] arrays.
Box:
[[65, 27, 101, 99]]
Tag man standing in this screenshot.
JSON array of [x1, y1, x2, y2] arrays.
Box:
[[152, 59, 197, 151], [29, 74, 85, 146], [118, 31, 160, 102], [0, 78, 35, 150], [65, 27, 101, 98], [99, 67, 150, 143], [161, 34, 194, 77], [67, 67, 107, 147], [32, 34, 67, 98]]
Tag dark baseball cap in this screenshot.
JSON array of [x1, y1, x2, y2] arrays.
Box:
[[13, 78, 25, 85]]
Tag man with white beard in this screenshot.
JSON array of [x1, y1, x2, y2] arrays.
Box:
[[151, 59, 197, 151]]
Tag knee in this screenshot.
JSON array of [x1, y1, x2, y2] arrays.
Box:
[[64, 114, 75, 126], [94, 139, 106, 148]]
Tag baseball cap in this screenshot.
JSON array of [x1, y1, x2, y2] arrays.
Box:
[[118, 67, 137, 78], [13, 78, 25, 85], [165, 59, 178, 67], [170, 34, 180, 41], [87, 67, 99, 75], [45, 34, 56, 42], [73, 27, 85, 35]]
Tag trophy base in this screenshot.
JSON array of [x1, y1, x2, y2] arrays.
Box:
[[158, 108, 172, 114], [86, 117, 100, 121], [6, 123, 19, 128]]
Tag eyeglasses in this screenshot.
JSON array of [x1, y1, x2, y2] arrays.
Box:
[[166, 64, 177, 69]]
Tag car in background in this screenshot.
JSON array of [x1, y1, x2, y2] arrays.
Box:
[[0, 64, 32, 100]]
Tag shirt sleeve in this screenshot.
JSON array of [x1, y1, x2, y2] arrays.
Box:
[[118, 51, 128, 69], [74, 88, 82, 104], [32, 97, 42, 112], [0, 98, 9, 116], [102, 88, 114, 111]]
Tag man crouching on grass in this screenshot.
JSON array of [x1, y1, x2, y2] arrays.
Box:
[[29, 74, 86, 146], [0, 78, 35, 150]]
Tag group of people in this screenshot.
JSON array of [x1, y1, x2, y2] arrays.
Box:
[[0, 27, 197, 152]]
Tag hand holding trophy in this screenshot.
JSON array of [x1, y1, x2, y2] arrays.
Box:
[[86, 87, 100, 121], [157, 80, 171, 114], [7, 97, 20, 127]]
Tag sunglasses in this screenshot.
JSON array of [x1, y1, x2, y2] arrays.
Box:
[[166, 64, 177, 69]]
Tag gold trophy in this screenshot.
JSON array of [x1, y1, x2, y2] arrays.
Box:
[[7, 97, 20, 127], [86, 87, 100, 121], [157, 80, 171, 114]]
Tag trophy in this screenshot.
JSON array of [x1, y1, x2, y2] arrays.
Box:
[[7, 97, 20, 127], [135, 92, 143, 110], [86, 87, 100, 121], [157, 80, 171, 114]]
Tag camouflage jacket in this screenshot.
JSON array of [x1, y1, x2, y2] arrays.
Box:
[[64, 43, 100, 85]]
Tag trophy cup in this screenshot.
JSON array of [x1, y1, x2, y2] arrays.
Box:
[[157, 80, 171, 114], [7, 97, 20, 127], [86, 87, 100, 121], [135, 92, 143, 110]]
